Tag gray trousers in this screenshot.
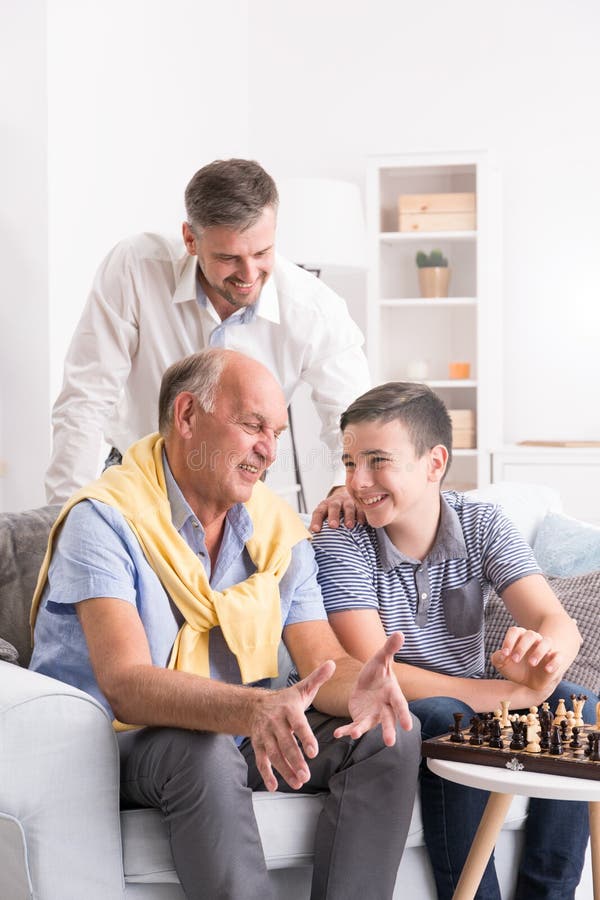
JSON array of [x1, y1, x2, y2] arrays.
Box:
[[118, 710, 421, 900]]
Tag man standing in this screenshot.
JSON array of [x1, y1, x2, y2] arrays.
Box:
[[31, 349, 420, 900], [45, 158, 369, 530]]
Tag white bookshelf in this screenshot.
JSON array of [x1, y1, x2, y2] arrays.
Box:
[[366, 150, 502, 490]]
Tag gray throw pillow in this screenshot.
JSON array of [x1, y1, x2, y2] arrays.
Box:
[[0, 636, 19, 664], [484, 571, 600, 694]]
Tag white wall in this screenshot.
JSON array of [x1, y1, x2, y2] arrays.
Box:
[[248, 0, 600, 451], [0, 1, 49, 512], [2, 0, 599, 510]]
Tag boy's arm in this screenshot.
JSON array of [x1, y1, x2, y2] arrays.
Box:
[[490, 573, 582, 693], [328, 608, 542, 712]]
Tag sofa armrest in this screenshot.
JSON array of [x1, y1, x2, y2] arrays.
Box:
[[0, 662, 126, 899]]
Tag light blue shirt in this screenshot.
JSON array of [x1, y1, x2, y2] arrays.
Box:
[[30, 456, 326, 717]]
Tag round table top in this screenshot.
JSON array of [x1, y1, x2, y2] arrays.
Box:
[[427, 758, 600, 802]]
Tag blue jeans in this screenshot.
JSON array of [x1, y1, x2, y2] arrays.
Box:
[[411, 681, 597, 900]]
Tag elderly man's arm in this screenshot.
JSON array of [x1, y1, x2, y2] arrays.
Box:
[[78, 596, 334, 792]]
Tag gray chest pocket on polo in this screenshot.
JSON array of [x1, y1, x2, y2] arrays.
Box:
[[442, 578, 484, 638]]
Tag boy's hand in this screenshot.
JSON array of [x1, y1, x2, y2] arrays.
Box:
[[490, 625, 563, 695]]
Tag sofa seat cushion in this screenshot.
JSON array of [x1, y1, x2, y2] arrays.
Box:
[[121, 790, 529, 882]]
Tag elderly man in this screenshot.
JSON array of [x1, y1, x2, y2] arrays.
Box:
[[31, 349, 420, 900], [45, 158, 369, 533]]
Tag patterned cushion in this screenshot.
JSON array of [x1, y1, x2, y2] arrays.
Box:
[[533, 512, 600, 577], [0, 636, 19, 664], [484, 571, 600, 693], [0, 505, 61, 667]]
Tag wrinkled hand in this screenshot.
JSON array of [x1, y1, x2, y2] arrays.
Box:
[[249, 659, 336, 792], [490, 625, 563, 695], [334, 632, 413, 745], [309, 485, 365, 533]]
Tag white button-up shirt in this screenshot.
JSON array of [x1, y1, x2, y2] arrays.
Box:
[[46, 232, 370, 503]]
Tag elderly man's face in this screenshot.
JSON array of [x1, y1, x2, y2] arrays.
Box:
[[183, 206, 276, 321], [185, 359, 288, 514]]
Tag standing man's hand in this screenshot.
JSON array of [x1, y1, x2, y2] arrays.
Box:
[[309, 486, 365, 533], [249, 659, 336, 792], [333, 632, 413, 746]]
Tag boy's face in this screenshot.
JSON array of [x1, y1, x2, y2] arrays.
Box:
[[342, 418, 445, 531]]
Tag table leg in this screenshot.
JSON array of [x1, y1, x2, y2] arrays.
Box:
[[589, 800, 600, 900], [452, 791, 514, 900]]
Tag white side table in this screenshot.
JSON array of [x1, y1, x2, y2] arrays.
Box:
[[428, 758, 600, 900]]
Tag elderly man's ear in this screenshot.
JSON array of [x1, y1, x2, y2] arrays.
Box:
[[172, 392, 199, 439]]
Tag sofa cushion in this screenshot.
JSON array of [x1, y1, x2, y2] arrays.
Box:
[[0, 505, 60, 667], [533, 512, 600, 577], [484, 571, 600, 693]]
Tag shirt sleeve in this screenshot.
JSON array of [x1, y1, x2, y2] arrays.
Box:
[[45, 240, 141, 504], [312, 524, 380, 614], [280, 539, 328, 625], [45, 500, 138, 612], [478, 504, 542, 594]]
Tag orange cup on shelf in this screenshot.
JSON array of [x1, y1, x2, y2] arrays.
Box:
[[448, 361, 471, 380]]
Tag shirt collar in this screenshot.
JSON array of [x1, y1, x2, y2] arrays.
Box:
[[375, 493, 468, 572], [162, 450, 253, 543], [172, 253, 281, 326]]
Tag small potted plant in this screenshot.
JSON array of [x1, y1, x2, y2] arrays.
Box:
[[415, 249, 450, 298]]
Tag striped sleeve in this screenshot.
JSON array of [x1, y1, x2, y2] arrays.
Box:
[[312, 524, 379, 615], [475, 503, 542, 593]]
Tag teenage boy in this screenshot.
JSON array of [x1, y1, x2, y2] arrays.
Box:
[[312, 381, 597, 900]]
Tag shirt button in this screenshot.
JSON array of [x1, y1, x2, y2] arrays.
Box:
[[421, 592, 428, 600], [192, 520, 199, 528]]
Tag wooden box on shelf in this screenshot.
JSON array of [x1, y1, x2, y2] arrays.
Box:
[[398, 192, 476, 233], [448, 408, 476, 449]]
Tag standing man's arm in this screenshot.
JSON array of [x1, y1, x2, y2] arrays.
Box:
[[45, 242, 140, 503]]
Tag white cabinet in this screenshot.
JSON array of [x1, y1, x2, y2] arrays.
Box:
[[366, 150, 502, 490], [492, 446, 600, 525]]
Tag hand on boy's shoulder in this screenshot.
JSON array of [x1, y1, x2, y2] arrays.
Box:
[[309, 486, 365, 533]]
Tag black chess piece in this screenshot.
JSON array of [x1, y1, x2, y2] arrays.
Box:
[[539, 718, 551, 752], [469, 716, 484, 746], [450, 712, 465, 743], [560, 719, 569, 742], [585, 732, 595, 757], [589, 734, 600, 763], [549, 725, 563, 756], [570, 727, 582, 750], [489, 718, 504, 749], [510, 719, 525, 751]]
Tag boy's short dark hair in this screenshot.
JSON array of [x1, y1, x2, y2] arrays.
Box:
[[340, 382, 453, 473]]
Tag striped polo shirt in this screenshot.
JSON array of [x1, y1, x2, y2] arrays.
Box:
[[313, 491, 541, 679]]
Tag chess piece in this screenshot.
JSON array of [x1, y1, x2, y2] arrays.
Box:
[[553, 699, 567, 726], [489, 718, 504, 749], [526, 713, 541, 753], [550, 725, 563, 756], [539, 716, 551, 752], [589, 733, 600, 763], [572, 694, 587, 728], [565, 710, 575, 739], [469, 716, 484, 746], [510, 718, 525, 751], [570, 727, 582, 750], [499, 700, 511, 729], [450, 712, 465, 743], [596, 701, 600, 731]]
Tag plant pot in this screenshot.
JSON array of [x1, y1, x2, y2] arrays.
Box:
[[418, 267, 450, 298]]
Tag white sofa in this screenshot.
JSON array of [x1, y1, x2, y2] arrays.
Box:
[[0, 483, 594, 899]]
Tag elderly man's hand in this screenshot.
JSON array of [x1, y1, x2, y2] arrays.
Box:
[[249, 659, 336, 792], [334, 632, 413, 745], [309, 485, 365, 533]]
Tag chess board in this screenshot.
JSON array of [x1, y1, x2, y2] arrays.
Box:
[[422, 722, 600, 781]]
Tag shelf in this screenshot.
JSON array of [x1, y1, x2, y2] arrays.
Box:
[[380, 230, 477, 244], [379, 297, 477, 308], [424, 379, 477, 388]]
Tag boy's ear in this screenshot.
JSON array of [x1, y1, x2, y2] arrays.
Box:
[[428, 445, 448, 483]]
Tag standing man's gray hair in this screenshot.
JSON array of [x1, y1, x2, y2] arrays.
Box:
[[158, 349, 227, 436], [184, 159, 279, 232]]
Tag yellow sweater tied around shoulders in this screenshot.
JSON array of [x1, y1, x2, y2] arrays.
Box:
[[30, 433, 310, 731]]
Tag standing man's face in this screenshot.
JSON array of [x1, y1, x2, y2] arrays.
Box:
[[182, 206, 276, 320]]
